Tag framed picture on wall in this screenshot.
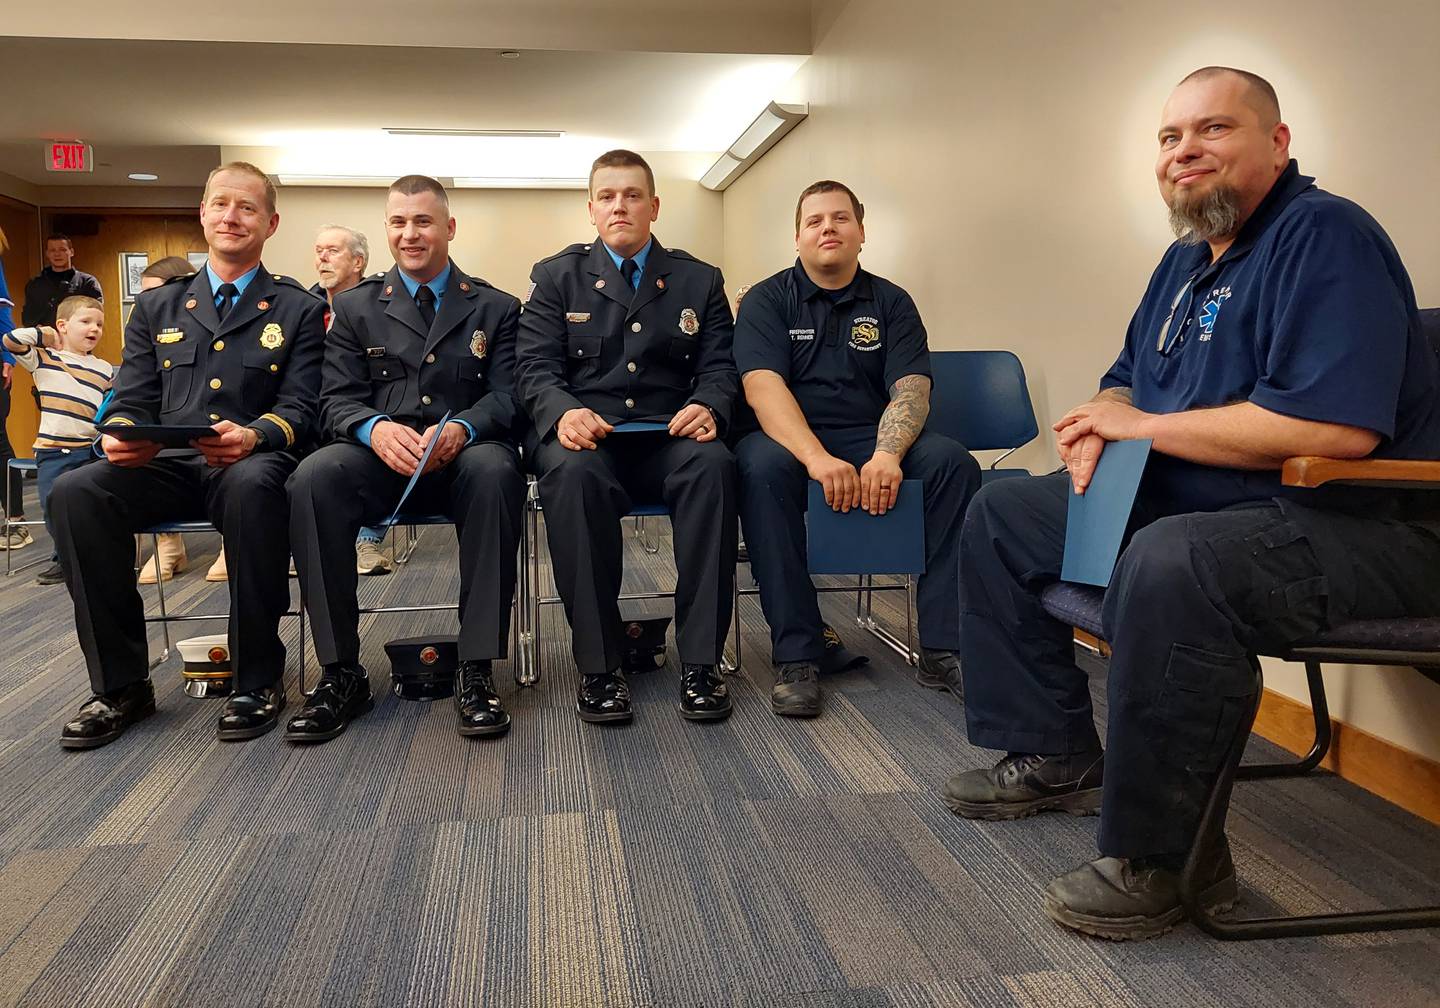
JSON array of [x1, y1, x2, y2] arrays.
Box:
[[187, 251, 208, 272], [119, 252, 149, 302]]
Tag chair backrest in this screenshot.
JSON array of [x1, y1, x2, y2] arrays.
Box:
[[927, 350, 1039, 453]]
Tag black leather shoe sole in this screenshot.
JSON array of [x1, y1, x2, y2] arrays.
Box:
[[680, 701, 732, 722], [59, 700, 156, 750], [1042, 873, 1238, 941], [771, 696, 821, 719], [942, 786, 1102, 821], [284, 695, 374, 743], [577, 704, 633, 724], [458, 716, 511, 738]]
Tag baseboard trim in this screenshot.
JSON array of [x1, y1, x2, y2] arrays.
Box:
[[1252, 687, 1440, 826]]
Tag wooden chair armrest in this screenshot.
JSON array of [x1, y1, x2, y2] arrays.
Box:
[[1281, 456, 1440, 489]]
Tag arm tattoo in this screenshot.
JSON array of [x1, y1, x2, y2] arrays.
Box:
[[876, 374, 932, 456], [1093, 386, 1132, 404]]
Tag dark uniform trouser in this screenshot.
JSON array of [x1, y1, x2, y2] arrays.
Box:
[[289, 441, 524, 666], [51, 451, 297, 694], [736, 426, 981, 663], [959, 470, 1440, 859], [530, 433, 737, 676]]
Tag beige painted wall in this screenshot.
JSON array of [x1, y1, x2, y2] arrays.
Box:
[[220, 149, 723, 299], [721, 0, 1440, 761]]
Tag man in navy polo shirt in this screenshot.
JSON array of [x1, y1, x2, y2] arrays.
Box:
[[734, 180, 980, 719], [943, 67, 1440, 940]]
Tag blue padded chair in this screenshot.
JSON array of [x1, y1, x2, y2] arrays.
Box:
[[927, 350, 1039, 482], [1035, 308, 1440, 940]]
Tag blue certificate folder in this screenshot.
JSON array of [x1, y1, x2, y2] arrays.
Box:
[[1060, 438, 1153, 587], [383, 411, 452, 525], [806, 480, 925, 575]]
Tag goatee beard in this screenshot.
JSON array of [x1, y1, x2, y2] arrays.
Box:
[[1168, 184, 1243, 245]]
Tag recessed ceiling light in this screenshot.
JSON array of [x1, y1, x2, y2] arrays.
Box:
[[128, 172, 158, 181], [499, 50, 521, 59]]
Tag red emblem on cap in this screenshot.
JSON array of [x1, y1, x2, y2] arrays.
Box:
[[626, 622, 643, 639], [208, 646, 228, 663], [420, 646, 439, 665]]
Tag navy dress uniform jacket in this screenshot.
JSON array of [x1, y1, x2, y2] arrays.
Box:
[[105, 266, 326, 451], [515, 240, 736, 439], [322, 263, 521, 442]]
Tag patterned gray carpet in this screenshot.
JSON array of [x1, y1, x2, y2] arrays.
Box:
[[2, 481, 1439, 1008]]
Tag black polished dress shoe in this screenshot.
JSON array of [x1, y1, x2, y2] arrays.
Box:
[[577, 670, 632, 724], [456, 660, 510, 737], [59, 679, 156, 750], [771, 661, 821, 718], [915, 648, 963, 698], [941, 750, 1104, 820], [1043, 838, 1238, 941], [680, 663, 731, 722], [285, 665, 372, 743], [35, 561, 66, 586], [217, 684, 286, 742]]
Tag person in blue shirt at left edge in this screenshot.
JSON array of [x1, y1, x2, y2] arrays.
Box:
[[945, 67, 1440, 941], [0, 237, 25, 546], [51, 161, 326, 750]]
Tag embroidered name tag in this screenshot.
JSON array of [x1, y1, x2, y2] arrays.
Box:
[[365, 346, 387, 357]]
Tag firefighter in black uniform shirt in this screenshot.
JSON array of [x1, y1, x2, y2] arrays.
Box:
[[286, 175, 525, 743], [516, 150, 738, 725], [52, 162, 325, 749]]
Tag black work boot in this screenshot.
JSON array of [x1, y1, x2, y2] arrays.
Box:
[[59, 679, 156, 750], [771, 661, 821, 718], [941, 750, 1104, 819], [915, 648, 963, 697], [455, 659, 510, 737], [1043, 837, 1238, 941], [285, 664, 372, 743]]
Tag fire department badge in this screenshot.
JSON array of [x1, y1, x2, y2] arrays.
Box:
[[679, 308, 699, 336], [470, 330, 487, 359], [259, 323, 285, 350]]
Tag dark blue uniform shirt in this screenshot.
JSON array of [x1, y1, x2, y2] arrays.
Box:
[[1101, 160, 1440, 513], [734, 261, 931, 430]]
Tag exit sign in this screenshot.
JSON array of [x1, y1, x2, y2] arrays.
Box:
[[47, 142, 93, 173]]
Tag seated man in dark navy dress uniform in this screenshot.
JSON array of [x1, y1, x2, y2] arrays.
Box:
[[516, 149, 738, 726], [944, 67, 1440, 940], [733, 180, 980, 718], [287, 176, 525, 743], [51, 161, 326, 747]]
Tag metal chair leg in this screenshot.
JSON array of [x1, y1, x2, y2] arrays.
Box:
[[1181, 658, 1440, 939], [1235, 661, 1331, 779], [151, 532, 173, 667]]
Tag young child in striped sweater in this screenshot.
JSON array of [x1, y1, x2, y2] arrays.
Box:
[[1, 295, 115, 584]]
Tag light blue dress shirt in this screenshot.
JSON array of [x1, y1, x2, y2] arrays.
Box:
[[356, 262, 474, 447], [205, 262, 260, 308], [602, 238, 652, 290]]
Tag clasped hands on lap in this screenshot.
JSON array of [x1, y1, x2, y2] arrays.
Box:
[[370, 419, 467, 476], [554, 402, 717, 451]]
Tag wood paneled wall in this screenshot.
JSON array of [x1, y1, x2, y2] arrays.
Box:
[[3, 210, 205, 453]]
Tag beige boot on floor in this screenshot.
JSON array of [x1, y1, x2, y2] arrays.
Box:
[[206, 548, 228, 582], [138, 533, 189, 584]]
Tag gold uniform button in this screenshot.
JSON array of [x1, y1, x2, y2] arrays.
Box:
[[624, 398, 636, 409], [630, 322, 642, 332], [209, 378, 222, 389], [269, 363, 278, 372], [213, 340, 225, 351], [425, 353, 436, 364], [627, 361, 637, 373], [162, 359, 172, 369], [209, 413, 220, 421], [422, 395, 433, 405]]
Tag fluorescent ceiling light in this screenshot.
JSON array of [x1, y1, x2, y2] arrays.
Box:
[[452, 177, 587, 189], [383, 128, 563, 138], [128, 172, 158, 181], [700, 102, 807, 192]]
